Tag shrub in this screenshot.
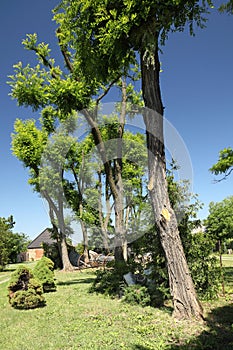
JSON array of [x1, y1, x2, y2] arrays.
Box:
[[89, 261, 129, 296], [33, 257, 56, 293], [42, 242, 62, 269], [36, 256, 55, 271], [186, 232, 221, 300], [8, 266, 45, 309], [122, 285, 151, 307]]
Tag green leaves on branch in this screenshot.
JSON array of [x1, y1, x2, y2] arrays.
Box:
[[11, 119, 48, 171], [210, 147, 233, 180], [9, 62, 50, 110], [54, 0, 214, 84], [8, 33, 93, 115], [205, 196, 233, 241], [219, 0, 233, 13]]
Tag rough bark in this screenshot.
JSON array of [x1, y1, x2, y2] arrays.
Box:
[[80, 213, 89, 263], [83, 80, 127, 262], [113, 79, 127, 261], [97, 170, 110, 252], [57, 197, 75, 271], [43, 190, 74, 271], [140, 46, 203, 320]]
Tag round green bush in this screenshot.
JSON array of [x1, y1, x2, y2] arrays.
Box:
[[8, 266, 45, 309], [36, 256, 55, 271], [122, 285, 151, 307], [9, 279, 45, 309], [33, 257, 56, 292]]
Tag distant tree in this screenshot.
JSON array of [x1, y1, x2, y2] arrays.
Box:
[[0, 216, 29, 268], [8, 232, 30, 263], [210, 147, 233, 181], [205, 196, 233, 294], [0, 216, 14, 268]]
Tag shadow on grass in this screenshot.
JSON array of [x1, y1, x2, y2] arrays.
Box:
[[170, 303, 233, 350], [57, 277, 95, 286]]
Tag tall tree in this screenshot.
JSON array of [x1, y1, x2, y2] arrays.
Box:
[[11, 119, 74, 271], [52, 0, 216, 319], [8, 0, 216, 318]]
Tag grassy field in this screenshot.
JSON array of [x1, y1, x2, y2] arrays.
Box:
[[0, 257, 233, 350]]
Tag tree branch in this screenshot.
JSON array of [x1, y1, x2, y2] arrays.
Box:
[[56, 28, 74, 73], [213, 167, 233, 183], [96, 75, 121, 105]]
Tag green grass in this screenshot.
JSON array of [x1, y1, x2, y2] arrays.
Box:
[[1, 261, 233, 349]]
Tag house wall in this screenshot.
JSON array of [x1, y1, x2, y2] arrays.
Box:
[[27, 248, 44, 261]]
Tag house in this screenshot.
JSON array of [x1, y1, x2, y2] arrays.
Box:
[[27, 228, 56, 261]]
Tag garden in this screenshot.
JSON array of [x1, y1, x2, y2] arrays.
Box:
[[0, 256, 233, 350]]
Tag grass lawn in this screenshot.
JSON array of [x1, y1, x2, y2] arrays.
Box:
[[0, 259, 233, 350]]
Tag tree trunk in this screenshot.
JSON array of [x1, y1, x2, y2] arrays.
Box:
[[98, 170, 110, 252], [59, 234, 74, 271], [44, 191, 74, 271], [57, 197, 74, 271], [140, 46, 203, 320], [80, 219, 89, 263], [114, 171, 125, 262], [84, 80, 127, 262]]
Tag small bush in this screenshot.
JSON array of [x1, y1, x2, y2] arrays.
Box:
[[122, 285, 151, 307], [33, 257, 56, 293], [42, 242, 62, 269], [36, 256, 55, 271], [8, 266, 45, 309], [185, 232, 221, 300], [89, 261, 129, 296]]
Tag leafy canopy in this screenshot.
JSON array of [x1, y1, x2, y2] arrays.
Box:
[[54, 0, 213, 84], [205, 196, 233, 241], [210, 147, 233, 180]]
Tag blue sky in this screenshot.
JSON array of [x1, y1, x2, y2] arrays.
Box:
[[0, 1, 232, 240]]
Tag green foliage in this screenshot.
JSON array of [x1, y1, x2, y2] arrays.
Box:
[[0, 216, 14, 267], [11, 118, 48, 171], [122, 285, 151, 307], [89, 261, 129, 296], [185, 232, 221, 300], [54, 0, 213, 84], [0, 216, 29, 268], [42, 242, 62, 269], [8, 266, 45, 309], [36, 256, 55, 271], [205, 196, 233, 242], [33, 257, 56, 292], [8, 232, 30, 263], [9, 279, 45, 310], [4, 268, 229, 349], [219, 0, 233, 13], [8, 34, 94, 114], [75, 243, 85, 255], [210, 147, 233, 180]]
